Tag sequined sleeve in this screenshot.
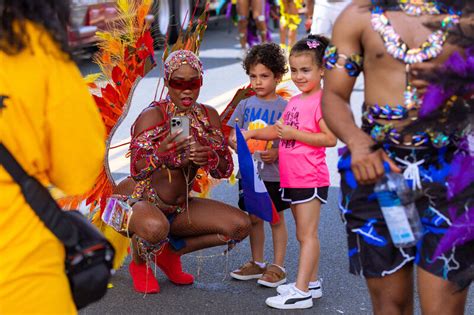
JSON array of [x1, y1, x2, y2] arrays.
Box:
[[200, 125, 234, 179], [129, 123, 171, 181], [209, 143, 234, 179], [323, 44, 364, 77]]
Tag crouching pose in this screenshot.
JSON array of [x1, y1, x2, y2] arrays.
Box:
[[117, 49, 251, 294]]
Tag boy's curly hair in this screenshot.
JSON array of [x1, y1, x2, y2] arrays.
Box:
[[243, 42, 288, 78]]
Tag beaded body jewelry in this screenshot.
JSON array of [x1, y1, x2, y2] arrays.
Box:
[[399, 0, 440, 16], [371, 5, 460, 110]]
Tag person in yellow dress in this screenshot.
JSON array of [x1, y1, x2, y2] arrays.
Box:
[[0, 1, 105, 313]]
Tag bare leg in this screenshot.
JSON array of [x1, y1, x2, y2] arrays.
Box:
[[279, 23, 288, 48], [288, 28, 298, 48], [293, 199, 321, 292], [270, 211, 288, 267], [113, 177, 136, 195], [113, 178, 169, 263], [366, 265, 414, 315], [418, 267, 469, 315], [170, 197, 251, 255], [127, 201, 170, 263], [249, 214, 265, 263], [237, 0, 250, 49], [279, 0, 289, 48], [251, 0, 267, 43], [113, 178, 169, 293]]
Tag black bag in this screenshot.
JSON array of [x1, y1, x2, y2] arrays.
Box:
[[0, 143, 115, 310]]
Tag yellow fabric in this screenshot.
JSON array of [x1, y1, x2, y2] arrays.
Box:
[[0, 23, 105, 314], [279, 0, 303, 29]]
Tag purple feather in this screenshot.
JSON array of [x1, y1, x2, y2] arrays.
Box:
[[444, 51, 468, 77], [433, 206, 474, 259], [419, 85, 451, 118], [466, 54, 474, 73], [226, 2, 232, 19], [448, 206, 458, 222], [447, 152, 474, 199]]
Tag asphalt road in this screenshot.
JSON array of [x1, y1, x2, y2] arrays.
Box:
[[79, 19, 473, 315], [81, 185, 376, 315]]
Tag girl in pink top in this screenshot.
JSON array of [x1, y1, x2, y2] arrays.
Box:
[[241, 34, 337, 309]]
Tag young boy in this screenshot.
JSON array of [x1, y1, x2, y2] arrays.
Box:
[[228, 42, 290, 288]]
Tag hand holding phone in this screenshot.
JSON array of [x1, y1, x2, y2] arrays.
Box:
[[170, 116, 190, 142], [154, 117, 191, 154]]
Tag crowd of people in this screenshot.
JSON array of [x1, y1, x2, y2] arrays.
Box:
[[1, 0, 473, 314]]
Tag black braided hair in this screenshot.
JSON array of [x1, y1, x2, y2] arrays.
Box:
[[0, 0, 71, 58]]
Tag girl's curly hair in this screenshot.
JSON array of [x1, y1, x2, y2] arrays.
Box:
[[0, 0, 71, 58], [243, 42, 288, 78]]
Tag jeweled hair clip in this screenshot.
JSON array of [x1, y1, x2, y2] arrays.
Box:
[[307, 40, 320, 49]]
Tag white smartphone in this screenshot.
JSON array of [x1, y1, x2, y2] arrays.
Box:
[[170, 116, 190, 141]]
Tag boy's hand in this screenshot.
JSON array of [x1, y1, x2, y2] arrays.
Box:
[[260, 148, 278, 164], [276, 122, 296, 140]]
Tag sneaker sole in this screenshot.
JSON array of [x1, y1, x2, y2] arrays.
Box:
[[230, 272, 263, 281], [257, 278, 287, 288], [312, 290, 322, 299], [265, 299, 313, 310], [277, 287, 322, 299]]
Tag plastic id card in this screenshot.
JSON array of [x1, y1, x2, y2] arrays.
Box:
[[102, 197, 132, 233]]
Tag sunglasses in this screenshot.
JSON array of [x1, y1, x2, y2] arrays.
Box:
[[168, 78, 203, 90]]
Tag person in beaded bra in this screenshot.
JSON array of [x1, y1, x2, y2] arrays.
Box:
[[322, 0, 472, 314], [115, 49, 251, 294]]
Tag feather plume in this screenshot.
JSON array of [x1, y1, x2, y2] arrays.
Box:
[[84, 73, 103, 84], [60, 2, 156, 270], [163, 2, 210, 61], [117, 0, 130, 14]]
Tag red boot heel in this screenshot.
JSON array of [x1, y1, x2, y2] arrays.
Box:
[[155, 243, 194, 285]]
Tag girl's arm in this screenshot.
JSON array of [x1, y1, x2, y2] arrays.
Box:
[[276, 119, 337, 147], [245, 124, 279, 141], [230, 124, 280, 144]]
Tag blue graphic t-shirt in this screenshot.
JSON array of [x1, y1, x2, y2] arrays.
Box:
[[227, 95, 287, 182]]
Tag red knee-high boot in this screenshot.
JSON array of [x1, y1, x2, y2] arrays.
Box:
[[129, 261, 160, 294], [155, 243, 194, 285]]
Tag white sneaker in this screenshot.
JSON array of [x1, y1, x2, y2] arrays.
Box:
[[276, 280, 322, 299], [265, 285, 313, 309]]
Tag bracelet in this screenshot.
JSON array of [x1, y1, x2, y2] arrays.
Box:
[[131, 148, 173, 181], [208, 150, 220, 171], [209, 148, 233, 179]]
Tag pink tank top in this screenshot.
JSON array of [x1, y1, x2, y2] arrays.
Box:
[[279, 91, 330, 188]]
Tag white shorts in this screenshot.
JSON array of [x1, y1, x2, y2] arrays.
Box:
[[310, 1, 351, 38]]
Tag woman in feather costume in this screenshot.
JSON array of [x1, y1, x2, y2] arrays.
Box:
[[59, 0, 251, 295], [107, 5, 251, 294], [116, 48, 251, 294]]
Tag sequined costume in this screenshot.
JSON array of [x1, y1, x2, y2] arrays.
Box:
[[129, 100, 234, 215]]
